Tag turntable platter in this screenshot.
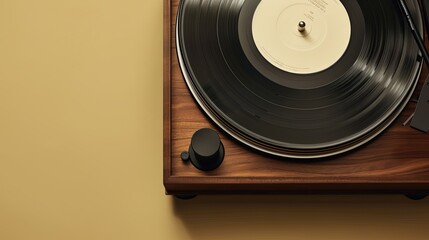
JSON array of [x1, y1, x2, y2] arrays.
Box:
[[176, 0, 423, 158]]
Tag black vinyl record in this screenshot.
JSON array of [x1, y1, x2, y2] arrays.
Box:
[[176, 0, 423, 158]]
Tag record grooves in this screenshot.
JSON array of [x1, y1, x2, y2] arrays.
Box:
[[176, 0, 423, 158]]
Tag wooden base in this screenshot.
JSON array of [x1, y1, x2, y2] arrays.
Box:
[[164, 0, 429, 195]]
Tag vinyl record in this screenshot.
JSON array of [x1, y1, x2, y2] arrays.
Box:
[[176, 0, 423, 158]]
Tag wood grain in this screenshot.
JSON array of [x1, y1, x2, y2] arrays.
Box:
[[164, 0, 429, 194]]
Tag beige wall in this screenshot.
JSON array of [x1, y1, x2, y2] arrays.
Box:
[[0, 0, 428, 239]]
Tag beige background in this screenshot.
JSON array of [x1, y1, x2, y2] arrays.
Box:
[[0, 0, 428, 239]]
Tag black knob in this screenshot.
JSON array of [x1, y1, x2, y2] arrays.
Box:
[[188, 128, 224, 171]]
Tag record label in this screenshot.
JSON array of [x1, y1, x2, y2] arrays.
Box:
[[252, 0, 351, 74]]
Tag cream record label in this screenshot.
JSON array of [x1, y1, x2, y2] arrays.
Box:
[[252, 0, 351, 74]]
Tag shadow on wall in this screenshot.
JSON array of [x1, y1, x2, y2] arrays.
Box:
[[172, 195, 429, 240]]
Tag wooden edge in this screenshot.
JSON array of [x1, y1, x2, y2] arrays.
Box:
[[163, 0, 172, 191], [164, 177, 429, 195]]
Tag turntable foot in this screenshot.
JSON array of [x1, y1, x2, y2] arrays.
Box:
[[405, 194, 428, 200], [174, 194, 197, 200]]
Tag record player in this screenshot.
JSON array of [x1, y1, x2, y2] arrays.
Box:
[[163, 0, 429, 198]]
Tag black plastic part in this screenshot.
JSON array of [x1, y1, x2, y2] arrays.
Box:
[[398, 0, 429, 64], [410, 76, 429, 132], [422, 0, 429, 36], [405, 194, 428, 200], [180, 151, 190, 161], [188, 128, 225, 171], [408, 0, 429, 133]]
